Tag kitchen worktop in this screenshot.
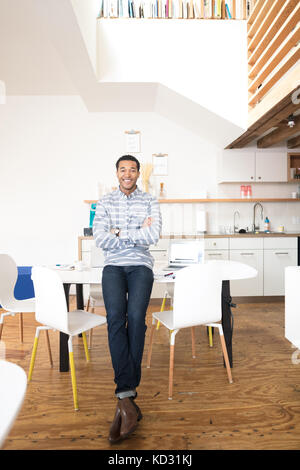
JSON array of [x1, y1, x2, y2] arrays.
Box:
[[80, 232, 300, 241], [202, 232, 300, 238]]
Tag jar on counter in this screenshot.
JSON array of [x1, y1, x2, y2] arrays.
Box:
[[240, 185, 246, 198]]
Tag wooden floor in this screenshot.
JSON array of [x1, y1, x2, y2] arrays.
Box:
[[1, 297, 300, 451]]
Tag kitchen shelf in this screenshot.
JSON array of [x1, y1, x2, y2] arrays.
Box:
[[84, 198, 300, 204]]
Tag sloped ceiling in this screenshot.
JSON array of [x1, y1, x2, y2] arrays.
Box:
[[0, 0, 246, 148]]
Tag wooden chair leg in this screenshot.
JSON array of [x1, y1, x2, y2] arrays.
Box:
[[191, 327, 196, 358], [219, 332, 233, 384], [19, 313, 24, 343], [0, 323, 3, 341], [146, 321, 156, 368], [45, 330, 53, 367], [168, 344, 175, 400]]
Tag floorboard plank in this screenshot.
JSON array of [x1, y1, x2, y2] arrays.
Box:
[[1, 299, 300, 450]]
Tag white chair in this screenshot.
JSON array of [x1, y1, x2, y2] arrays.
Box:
[[28, 266, 107, 411], [0, 360, 27, 448], [86, 244, 104, 349], [205, 259, 258, 347], [0, 254, 35, 343], [147, 263, 233, 400]]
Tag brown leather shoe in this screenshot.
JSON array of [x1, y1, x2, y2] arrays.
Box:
[[108, 402, 122, 444], [119, 397, 142, 439]]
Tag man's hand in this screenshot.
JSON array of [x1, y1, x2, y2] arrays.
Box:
[[142, 217, 153, 228], [110, 228, 121, 236]]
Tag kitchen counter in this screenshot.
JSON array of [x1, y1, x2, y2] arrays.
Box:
[[203, 232, 300, 238], [80, 233, 300, 241]]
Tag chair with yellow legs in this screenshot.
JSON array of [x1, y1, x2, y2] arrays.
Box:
[[28, 266, 106, 411], [147, 264, 233, 400]]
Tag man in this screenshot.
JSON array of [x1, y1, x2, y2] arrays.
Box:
[[93, 155, 162, 444]]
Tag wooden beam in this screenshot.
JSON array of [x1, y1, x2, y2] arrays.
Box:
[[248, 63, 300, 127], [257, 115, 300, 148], [248, 0, 299, 55], [248, 23, 300, 87], [247, 0, 267, 28], [248, 0, 273, 40], [248, 2, 300, 69], [226, 83, 300, 149], [247, 0, 282, 53], [228, 102, 300, 148], [287, 134, 300, 149], [249, 45, 300, 107]]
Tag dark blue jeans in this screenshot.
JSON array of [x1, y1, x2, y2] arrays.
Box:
[[102, 265, 154, 397]]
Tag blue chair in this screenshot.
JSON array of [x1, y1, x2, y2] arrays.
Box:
[[0, 254, 35, 343]]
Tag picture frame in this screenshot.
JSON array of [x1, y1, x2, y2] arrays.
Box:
[[125, 130, 141, 153], [152, 153, 168, 176]]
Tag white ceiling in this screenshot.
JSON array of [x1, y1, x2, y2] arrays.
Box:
[[0, 0, 245, 147]]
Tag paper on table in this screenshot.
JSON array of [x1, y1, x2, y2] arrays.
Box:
[[53, 265, 75, 270]]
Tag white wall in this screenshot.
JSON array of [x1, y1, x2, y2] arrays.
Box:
[[70, 0, 100, 74], [0, 95, 299, 267], [0, 95, 219, 265], [97, 19, 248, 128]]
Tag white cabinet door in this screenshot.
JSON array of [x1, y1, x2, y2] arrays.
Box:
[[220, 151, 255, 183], [220, 150, 287, 183], [204, 250, 229, 261], [285, 267, 300, 348], [230, 249, 263, 296], [255, 152, 287, 182], [264, 249, 298, 295]]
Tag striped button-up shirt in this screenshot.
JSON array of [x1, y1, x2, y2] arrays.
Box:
[[93, 186, 162, 270]]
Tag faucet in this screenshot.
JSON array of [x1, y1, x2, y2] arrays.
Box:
[[233, 210, 240, 233], [252, 202, 264, 232]]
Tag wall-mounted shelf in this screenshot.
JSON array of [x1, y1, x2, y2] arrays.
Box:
[[288, 153, 300, 183], [157, 198, 299, 203], [84, 198, 300, 204]]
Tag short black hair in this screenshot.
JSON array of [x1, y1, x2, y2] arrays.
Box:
[[116, 155, 140, 172]]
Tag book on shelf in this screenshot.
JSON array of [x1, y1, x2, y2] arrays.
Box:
[[97, 0, 248, 19], [203, 0, 212, 18], [247, 0, 255, 18], [225, 0, 233, 19], [225, 4, 231, 18], [235, 0, 245, 19], [193, 0, 201, 18], [214, 0, 222, 18]]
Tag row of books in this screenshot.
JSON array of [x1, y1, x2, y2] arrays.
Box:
[[98, 0, 253, 20]]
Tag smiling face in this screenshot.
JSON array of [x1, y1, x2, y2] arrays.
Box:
[[116, 160, 140, 195]]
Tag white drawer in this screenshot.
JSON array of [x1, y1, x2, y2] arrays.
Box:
[[151, 239, 169, 251], [263, 237, 298, 250], [204, 238, 229, 250], [204, 250, 229, 261], [230, 237, 263, 250], [151, 251, 168, 262]]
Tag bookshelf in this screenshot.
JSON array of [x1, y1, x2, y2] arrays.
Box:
[[97, 0, 256, 20]]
